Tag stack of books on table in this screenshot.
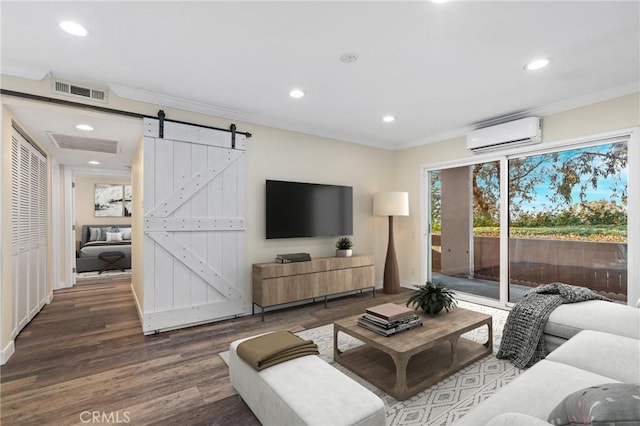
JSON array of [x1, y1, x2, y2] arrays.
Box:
[[357, 303, 423, 337]]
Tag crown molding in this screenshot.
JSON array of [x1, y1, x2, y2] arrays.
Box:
[[109, 84, 393, 151], [111, 81, 638, 153], [1, 62, 50, 81], [397, 82, 640, 151]]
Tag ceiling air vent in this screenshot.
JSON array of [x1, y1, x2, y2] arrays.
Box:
[[51, 79, 108, 103], [48, 133, 119, 154]]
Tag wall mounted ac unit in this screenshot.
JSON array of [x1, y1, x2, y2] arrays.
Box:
[[466, 117, 541, 153]]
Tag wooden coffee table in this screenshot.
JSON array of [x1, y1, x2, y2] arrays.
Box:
[[333, 307, 492, 400]]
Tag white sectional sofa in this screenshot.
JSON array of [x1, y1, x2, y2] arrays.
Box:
[[543, 299, 640, 351], [455, 300, 640, 426]]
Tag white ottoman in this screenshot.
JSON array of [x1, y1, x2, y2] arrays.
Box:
[[229, 334, 386, 426]]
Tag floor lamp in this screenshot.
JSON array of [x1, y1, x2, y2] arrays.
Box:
[[373, 192, 409, 294]]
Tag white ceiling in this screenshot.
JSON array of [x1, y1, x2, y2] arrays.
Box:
[[1, 1, 639, 171]]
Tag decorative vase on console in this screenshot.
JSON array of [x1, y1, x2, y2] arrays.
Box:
[[335, 236, 353, 257]]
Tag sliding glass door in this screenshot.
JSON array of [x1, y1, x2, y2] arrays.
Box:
[[426, 137, 630, 304], [508, 141, 628, 302], [428, 160, 501, 300]]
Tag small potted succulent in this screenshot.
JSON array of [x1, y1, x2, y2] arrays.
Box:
[[406, 281, 457, 315], [335, 236, 353, 257]]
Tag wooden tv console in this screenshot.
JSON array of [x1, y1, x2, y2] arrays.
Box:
[[252, 255, 375, 321]]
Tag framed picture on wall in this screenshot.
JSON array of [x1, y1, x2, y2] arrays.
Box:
[[95, 184, 124, 217], [124, 185, 132, 217]]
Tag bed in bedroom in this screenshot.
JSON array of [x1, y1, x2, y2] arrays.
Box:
[[76, 224, 132, 273]]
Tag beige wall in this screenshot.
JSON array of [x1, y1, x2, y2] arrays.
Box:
[[245, 125, 395, 284], [54, 165, 76, 290], [394, 93, 640, 289], [74, 175, 131, 243], [131, 138, 144, 319]]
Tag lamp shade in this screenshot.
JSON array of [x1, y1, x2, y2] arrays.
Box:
[[373, 192, 409, 216]]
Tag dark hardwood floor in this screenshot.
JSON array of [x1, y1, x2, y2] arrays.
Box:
[[0, 281, 411, 425]]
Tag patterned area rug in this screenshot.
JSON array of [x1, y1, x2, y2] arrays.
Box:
[[221, 301, 522, 426]]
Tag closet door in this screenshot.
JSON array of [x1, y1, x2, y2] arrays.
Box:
[[28, 151, 40, 317], [37, 156, 47, 309], [11, 128, 47, 335], [16, 140, 31, 331], [10, 136, 24, 333]]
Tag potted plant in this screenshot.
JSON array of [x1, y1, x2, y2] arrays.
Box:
[[406, 281, 457, 315], [335, 236, 353, 257]]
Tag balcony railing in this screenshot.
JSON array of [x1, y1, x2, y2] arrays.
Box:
[[431, 234, 627, 301]]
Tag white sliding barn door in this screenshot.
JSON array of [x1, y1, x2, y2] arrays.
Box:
[[142, 118, 246, 333]]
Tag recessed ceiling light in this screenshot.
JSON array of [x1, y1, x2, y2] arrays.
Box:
[[432, 0, 450, 3], [76, 124, 94, 131], [289, 89, 305, 98], [382, 115, 396, 123], [524, 58, 550, 71], [59, 21, 88, 37], [88, 160, 100, 165]]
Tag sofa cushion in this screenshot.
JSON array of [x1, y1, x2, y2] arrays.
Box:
[[546, 330, 640, 383], [548, 383, 640, 426], [487, 413, 551, 425], [452, 360, 620, 426], [544, 300, 640, 341], [543, 334, 566, 353]]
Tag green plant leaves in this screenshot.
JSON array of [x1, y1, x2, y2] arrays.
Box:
[[335, 237, 353, 250], [406, 281, 457, 314]]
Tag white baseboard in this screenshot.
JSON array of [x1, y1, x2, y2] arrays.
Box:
[[1, 340, 15, 365], [143, 300, 245, 334]]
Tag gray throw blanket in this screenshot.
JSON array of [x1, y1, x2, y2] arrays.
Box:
[[497, 283, 610, 368]]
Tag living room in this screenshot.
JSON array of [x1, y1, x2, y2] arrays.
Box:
[[1, 1, 639, 425]]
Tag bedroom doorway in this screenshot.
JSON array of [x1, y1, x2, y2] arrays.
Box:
[[73, 171, 134, 285]]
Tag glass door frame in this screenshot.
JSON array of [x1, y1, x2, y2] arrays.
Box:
[[421, 127, 639, 308]]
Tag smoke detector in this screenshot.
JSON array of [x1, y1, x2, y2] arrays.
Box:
[[340, 53, 359, 64]]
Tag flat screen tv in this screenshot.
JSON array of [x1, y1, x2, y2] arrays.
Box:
[[266, 180, 353, 239]]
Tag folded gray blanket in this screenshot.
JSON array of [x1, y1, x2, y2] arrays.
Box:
[[497, 283, 610, 368]]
